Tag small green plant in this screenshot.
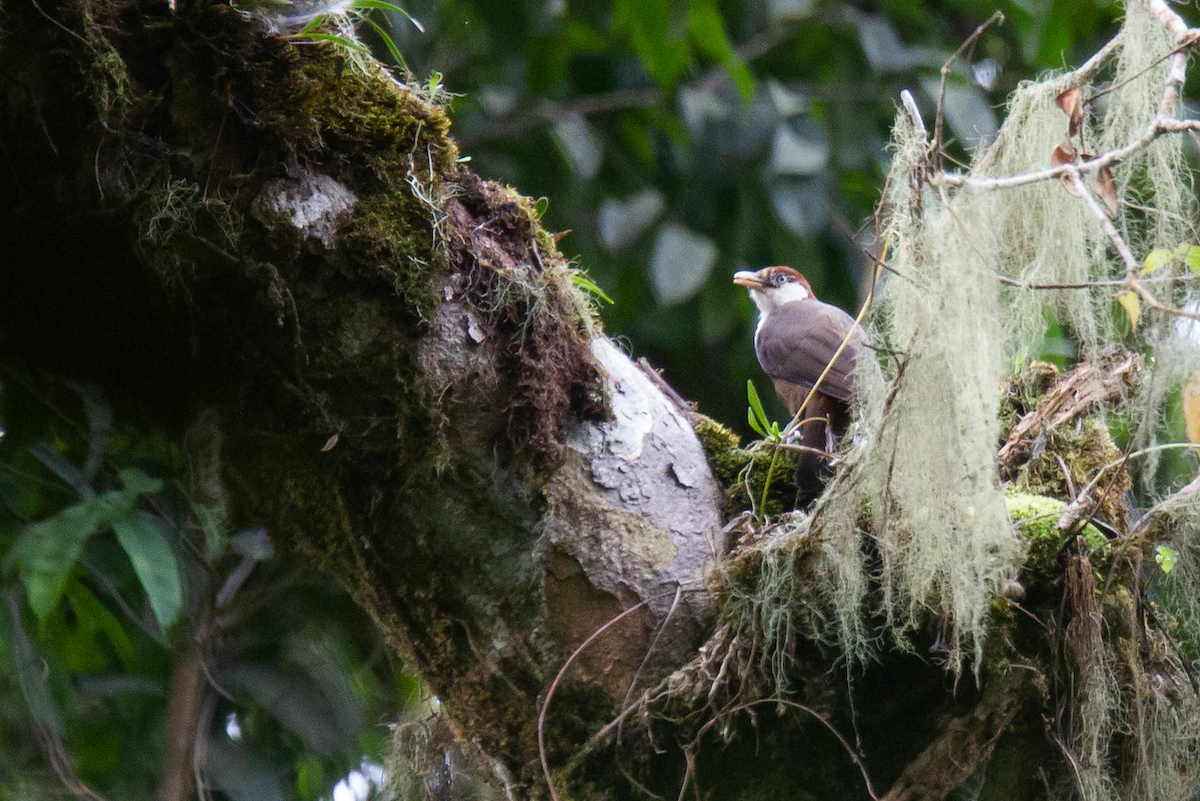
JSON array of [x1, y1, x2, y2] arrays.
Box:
[[747, 380, 781, 442], [1156, 545, 1178, 574], [292, 0, 422, 68], [571, 271, 614, 305]]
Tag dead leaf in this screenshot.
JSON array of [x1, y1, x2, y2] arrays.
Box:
[[1051, 140, 1076, 165], [1116, 290, 1141, 332], [321, 433, 339, 452], [1055, 86, 1085, 137], [1052, 142, 1081, 197], [1096, 165, 1118, 219], [1184, 371, 1200, 447]]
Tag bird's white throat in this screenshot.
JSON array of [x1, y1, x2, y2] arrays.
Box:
[[748, 282, 811, 318]]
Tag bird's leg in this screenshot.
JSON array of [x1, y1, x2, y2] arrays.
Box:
[[823, 413, 835, 454]]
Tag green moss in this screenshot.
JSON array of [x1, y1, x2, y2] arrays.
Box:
[[1013, 417, 1129, 529], [1007, 490, 1107, 581], [345, 191, 437, 311], [694, 415, 801, 517]]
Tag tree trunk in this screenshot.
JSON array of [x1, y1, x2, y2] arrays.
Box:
[[0, 0, 724, 792]]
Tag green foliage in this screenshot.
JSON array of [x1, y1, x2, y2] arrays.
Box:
[[0, 378, 421, 798], [13, 467, 170, 625], [1156, 544, 1178, 574], [292, 0, 421, 68], [746, 379, 781, 441]]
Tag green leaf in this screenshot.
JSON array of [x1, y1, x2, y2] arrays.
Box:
[[688, 0, 754, 102], [116, 467, 162, 497], [571, 273, 614, 304], [298, 33, 371, 53], [1187, 246, 1200, 275], [352, 0, 424, 32], [14, 468, 164, 622], [747, 406, 766, 438], [17, 499, 110, 622], [533, 196, 549, 219], [112, 512, 182, 631], [1142, 248, 1173, 274], [60, 580, 135, 669], [297, 13, 328, 36], [3, 599, 64, 734], [364, 16, 405, 68], [614, 0, 689, 90], [1155, 545, 1178, 574], [747, 380, 768, 426]]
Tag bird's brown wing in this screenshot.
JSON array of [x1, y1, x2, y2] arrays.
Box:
[[754, 299, 866, 403]]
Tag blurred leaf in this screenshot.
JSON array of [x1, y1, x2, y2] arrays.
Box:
[[769, 123, 828, 176], [1156, 545, 1178, 574], [918, 77, 998, 150], [767, 0, 813, 20], [597, 189, 665, 251], [193, 502, 228, 559], [856, 12, 944, 73], [768, 176, 827, 237], [231, 528, 273, 561], [224, 657, 362, 755], [688, 0, 754, 102], [4, 593, 64, 734], [17, 500, 110, 622], [1183, 370, 1200, 447], [1116, 290, 1140, 332], [295, 754, 325, 800], [28, 443, 89, 498], [1142, 248, 1173, 274], [116, 467, 163, 497], [60, 580, 135, 669], [1186, 245, 1200, 275], [552, 115, 602, 180], [206, 738, 289, 801], [112, 511, 182, 631], [614, 0, 690, 90], [650, 223, 718, 305]]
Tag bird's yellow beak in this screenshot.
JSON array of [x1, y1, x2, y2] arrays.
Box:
[[732, 270, 763, 289]]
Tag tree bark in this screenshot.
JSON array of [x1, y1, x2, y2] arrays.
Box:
[[0, 0, 723, 792]]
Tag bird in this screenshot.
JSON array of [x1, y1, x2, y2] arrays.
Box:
[[733, 265, 870, 500]]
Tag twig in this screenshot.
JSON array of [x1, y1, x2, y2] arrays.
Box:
[[538, 587, 699, 800], [1065, 167, 1200, 323], [682, 698, 879, 801], [932, 11, 1004, 171]]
